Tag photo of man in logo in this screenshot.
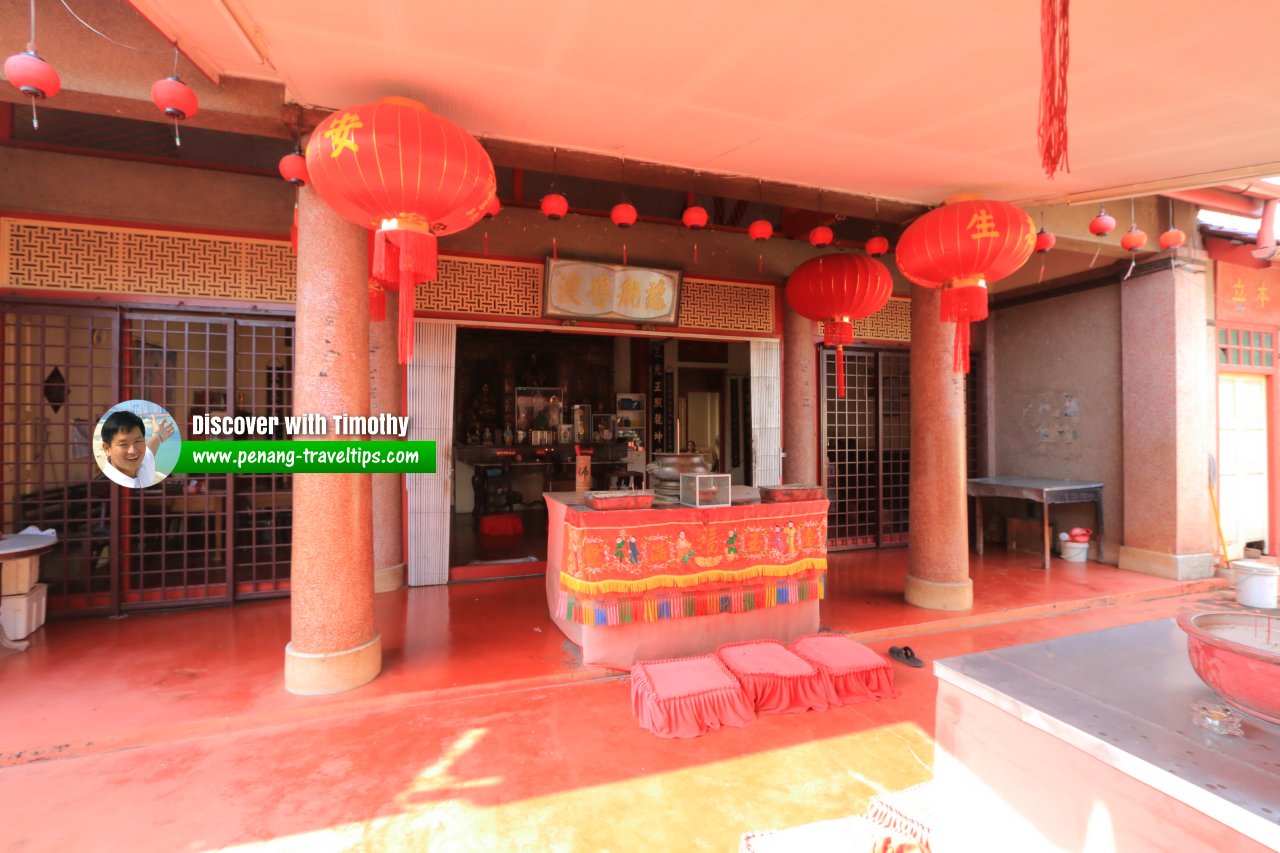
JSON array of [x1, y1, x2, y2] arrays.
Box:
[[94, 402, 180, 489]]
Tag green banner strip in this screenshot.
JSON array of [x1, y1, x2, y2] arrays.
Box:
[[173, 441, 437, 474]]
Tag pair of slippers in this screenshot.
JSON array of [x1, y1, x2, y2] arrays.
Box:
[[888, 646, 924, 668]]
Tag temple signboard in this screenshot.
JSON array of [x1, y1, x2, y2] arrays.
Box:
[[543, 258, 681, 325]]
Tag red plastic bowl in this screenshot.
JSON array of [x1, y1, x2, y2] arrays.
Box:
[[1176, 611, 1280, 725]]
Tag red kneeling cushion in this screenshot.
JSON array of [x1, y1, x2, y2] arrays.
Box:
[[716, 639, 830, 715], [788, 634, 899, 706], [631, 654, 756, 738]]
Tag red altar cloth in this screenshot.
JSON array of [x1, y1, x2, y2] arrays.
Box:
[[544, 493, 828, 670]]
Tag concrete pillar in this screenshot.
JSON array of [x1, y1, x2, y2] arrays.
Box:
[[782, 305, 818, 484], [1118, 261, 1215, 579], [905, 285, 973, 610], [285, 184, 381, 695], [370, 297, 406, 592]]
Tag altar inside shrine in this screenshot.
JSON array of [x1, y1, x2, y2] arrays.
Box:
[[543, 491, 828, 670]]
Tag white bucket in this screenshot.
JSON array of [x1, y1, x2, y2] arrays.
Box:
[[1060, 540, 1088, 562], [1232, 560, 1279, 609]]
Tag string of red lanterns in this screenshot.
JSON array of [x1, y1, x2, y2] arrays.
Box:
[[6, 3, 198, 146]]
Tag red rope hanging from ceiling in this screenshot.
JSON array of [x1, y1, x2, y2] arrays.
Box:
[[1038, 0, 1070, 179]]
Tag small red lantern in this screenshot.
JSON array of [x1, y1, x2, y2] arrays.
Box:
[[1159, 227, 1186, 250], [786, 253, 893, 397], [484, 195, 502, 219], [1035, 229, 1056, 253], [1089, 206, 1116, 236], [808, 225, 834, 247], [307, 96, 496, 363], [1120, 225, 1147, 252], [541, 193, 569, 220], [278, 151, 308, 185], [748, 220, 773, 241], [896, 195, 1035, 373], [4, 51, 60, 128], [865, 235, 890, 256], [151, 75, 199, 147], [682, 205, 708, 229], [611, 203, 637, 228]]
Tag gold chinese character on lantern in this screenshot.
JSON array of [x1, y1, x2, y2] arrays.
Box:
[[1232, 279, 1248, 303], [1259, 282, 1272, 308], [324, 112, 363, 158], [967, 208, 1000, 240]]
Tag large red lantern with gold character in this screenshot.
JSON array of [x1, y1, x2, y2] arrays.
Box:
[[896, 196, 1035, 373], [306, 96, 496, 363], [786, 253, 893, 397]]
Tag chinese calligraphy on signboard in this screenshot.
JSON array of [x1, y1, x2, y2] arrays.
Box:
[[544, 258, 682, 325], [1218, 261, 1280, 325]]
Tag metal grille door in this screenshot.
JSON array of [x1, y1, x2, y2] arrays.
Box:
[[119, 314, 234, 606], [1, 304, 294, 613], [822, 347, 911, 549], [1, 307, 120, 613]]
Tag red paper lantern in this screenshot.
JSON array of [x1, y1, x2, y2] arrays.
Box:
[[896, 195, 1035, 373], [484, 195, 502, 219], [1089, 206, 1116, 236], [5, 51, 60, 129], [278, 151, 308, 185], [611, 203, 637, 228], [682, 205, 708, 229], [1159, 227, 1186, 250], [808, 226, 834, 247], [1035, 229, 1056, 253], [1120, 225, 1147, 252], [4, 50, 59, 99], [748, 219, 773, 241], [786, 253, 893, 397], [865, 235, 890, 256], [540, 193, 569, 220], [152, 76, 198, 119], [307, 96, 496, 363]]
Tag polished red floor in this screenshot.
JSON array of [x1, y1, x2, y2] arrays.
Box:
[[0, 547, 1230, 851]]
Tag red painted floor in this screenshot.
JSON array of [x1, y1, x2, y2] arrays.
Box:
[[0, 548, 1231, 851]]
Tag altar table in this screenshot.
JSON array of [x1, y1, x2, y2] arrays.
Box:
[[544, 492, 828, 670], [968, 476, 1104, 569]]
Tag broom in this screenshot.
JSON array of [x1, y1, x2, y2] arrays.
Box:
[[1207, 454, 1231, 570]]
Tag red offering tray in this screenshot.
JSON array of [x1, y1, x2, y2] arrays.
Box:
[[759, 484, 825, 503], [583, 490, 656, 511]]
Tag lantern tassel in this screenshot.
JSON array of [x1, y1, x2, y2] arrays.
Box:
[[836, 344, 845, 398], [622, 243, 628, 266], [941, 285, 989, 375], [1038, 0, 1070, 179], [290, 203, 299, 255], [398, 267, 415, 365]]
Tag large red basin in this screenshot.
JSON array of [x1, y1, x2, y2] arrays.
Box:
[[1176, 611, 1280, 725]]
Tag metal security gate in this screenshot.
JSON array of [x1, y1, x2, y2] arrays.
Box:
[[821, 347, 911, 549], [0, 303, 294, 614]]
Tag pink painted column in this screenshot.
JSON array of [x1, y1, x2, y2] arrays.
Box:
[[906, 285, 973, 610], [1118, 261, 1215, 579], [285, 183, 381, 695], [370, 297, 405, 592], [782, 305, 819, 484]]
